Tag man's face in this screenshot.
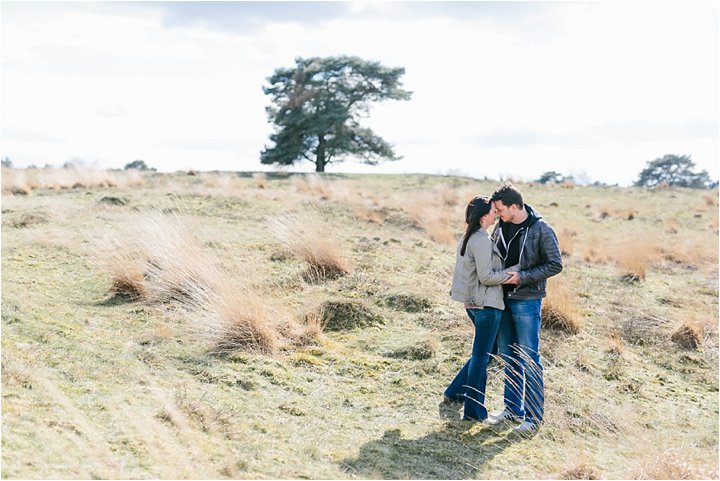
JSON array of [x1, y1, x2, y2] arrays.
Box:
[[494, 200, 515, 223]]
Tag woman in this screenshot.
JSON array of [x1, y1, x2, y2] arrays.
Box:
[[444, 196, 511, 422]]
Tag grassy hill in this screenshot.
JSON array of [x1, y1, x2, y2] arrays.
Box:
[[1, 170, 718, 479]]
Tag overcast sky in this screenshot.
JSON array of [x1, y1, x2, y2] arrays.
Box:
[[1, 1, 718, 185]]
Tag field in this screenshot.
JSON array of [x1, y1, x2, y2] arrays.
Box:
[[1, 169, 718, 479]]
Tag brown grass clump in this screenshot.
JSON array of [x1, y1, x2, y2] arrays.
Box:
[[438, 186, 459, 206], [203, 283, 280, 354], [92, 209, 304, 354], [615, 239, 655, 282], [621, 313, 673, 345], [405, 203, 455, 245], [386, 336, 438, 360], [541, 278, 581, 333], [559, 463, 601, 480], [631, 448, 718, 479], [703, 192, 718, 206], [665, 218, 680, 234], [252, 172, 267, 189], [269, 211, 352, 280], [670, 320, 703, 350], [581, 239, 611, 264], [355, 208, 384, 225], [605, 332, 625, 356], [291, 174, 332, 199], [558, 229, 575, 256]]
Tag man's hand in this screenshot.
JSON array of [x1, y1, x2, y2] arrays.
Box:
[[502, 271, 520, 285]]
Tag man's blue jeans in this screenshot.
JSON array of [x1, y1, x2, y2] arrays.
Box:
[[444, 307, 502, 421], [497, 298, 544, 425]]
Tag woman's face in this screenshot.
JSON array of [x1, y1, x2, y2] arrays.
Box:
[[481, 203, 497, 226]]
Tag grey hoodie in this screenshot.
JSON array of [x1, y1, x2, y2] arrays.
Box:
[[450, 229, 510, 310], [491, 203, 563, 300]]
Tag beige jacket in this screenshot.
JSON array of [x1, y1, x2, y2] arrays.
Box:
[[450, 229, 510, 310]]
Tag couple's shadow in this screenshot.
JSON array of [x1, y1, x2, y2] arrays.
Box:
[[339, 408, 520, 479]]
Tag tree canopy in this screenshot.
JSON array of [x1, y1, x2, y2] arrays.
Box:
[[124, 160, 155, 171], [260, 56, 412, 172], [634, 154, 714, 189]]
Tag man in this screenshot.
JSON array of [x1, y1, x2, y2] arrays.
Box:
[[488, 183, 563, 435]]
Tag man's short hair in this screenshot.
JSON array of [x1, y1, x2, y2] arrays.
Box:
[[491, 183, 524, 209]]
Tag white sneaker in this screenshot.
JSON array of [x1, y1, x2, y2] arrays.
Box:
[[487, 409, 519, 426], [513, 420, 540, 436]]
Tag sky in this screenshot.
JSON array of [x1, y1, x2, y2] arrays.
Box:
[[1, 1, 718, 185]]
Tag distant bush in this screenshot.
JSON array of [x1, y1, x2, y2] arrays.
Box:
[[124, 160, 155, 171]]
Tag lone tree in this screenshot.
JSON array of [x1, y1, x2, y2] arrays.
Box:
[[537, 171, 566, 184], [634, 154, 713, 189], [260, 56, 412, 173]]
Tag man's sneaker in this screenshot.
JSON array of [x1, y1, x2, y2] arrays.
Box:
[[513, 420, 540, 437], [487, 409, 519, 426]]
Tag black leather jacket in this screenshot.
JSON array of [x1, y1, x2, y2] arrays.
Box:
[[491, 204, 563, 300]]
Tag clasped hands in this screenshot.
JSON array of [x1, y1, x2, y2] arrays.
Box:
[[502, 271, 520, 285]]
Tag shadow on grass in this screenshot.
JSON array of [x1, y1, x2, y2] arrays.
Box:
[[339, 423, 520, 479]]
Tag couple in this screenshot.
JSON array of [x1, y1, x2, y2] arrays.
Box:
[[444, 183, 563, 436]]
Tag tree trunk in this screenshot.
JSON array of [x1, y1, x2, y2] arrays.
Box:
[[315, 136, 326, 173]]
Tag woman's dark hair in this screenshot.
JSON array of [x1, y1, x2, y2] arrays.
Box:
[[460, 196, 492, 256]]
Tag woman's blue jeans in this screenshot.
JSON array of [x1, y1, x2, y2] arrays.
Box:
[[444, 307, 502, 421]]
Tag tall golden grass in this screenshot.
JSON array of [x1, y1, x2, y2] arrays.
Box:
[[2, 166, 144, 195], [269, 211, 352, 280], [404, 202, 455, 245], [92, 209, 316, 353], [631, 448, 718, 479], [541, 277, 582, 333], [615, 239, 655, 281]]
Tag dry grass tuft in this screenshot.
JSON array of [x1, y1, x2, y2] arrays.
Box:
[[252, 172, 267, 189], [92, 209, 302, 354], [541, 278, 581, 333], [355, 208, 384, 225], [405, 203, 455, 245], [670, 320, 703, 350], [631, 448, 718, 480], [204, 283, 280, 354], [269, 211, 352, 280], [615, 239, 655, 282], [558, 229, 575, 256], [621, 313, 673, 345], [559, 463, 602, 480], [386, 336, 438, 360], [605, 332, 625, 356], [665, 218, 680, 234], [291, 174, 332, 199], [703, 192, 718, 206]]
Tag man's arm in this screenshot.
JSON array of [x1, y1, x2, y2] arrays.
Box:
[[517, 222, 563, 285]]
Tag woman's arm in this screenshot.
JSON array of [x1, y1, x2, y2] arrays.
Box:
[[469, 236, 511, 286]]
